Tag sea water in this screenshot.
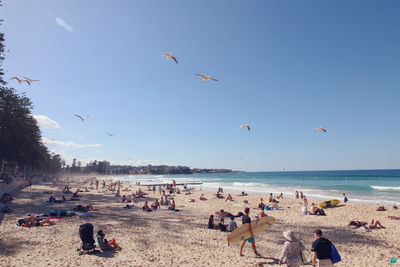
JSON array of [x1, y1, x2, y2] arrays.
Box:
[[108, 169, 400, 206]]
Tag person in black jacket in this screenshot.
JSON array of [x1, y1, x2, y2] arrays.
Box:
[[311, 229, 333, 267]]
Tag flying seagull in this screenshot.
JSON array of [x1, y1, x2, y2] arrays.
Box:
[[315, 127, 327, 133], [106, 132, 115, 136], [240, 124, 251, 131], [163, 52, 178, 64], [10, 77, 31, 85], [195, 74, 218, 82], [23, 77, 39, 83], [75, 114, 89, 122]]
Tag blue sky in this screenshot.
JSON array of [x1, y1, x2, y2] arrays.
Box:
[[2, 0, 400, 171]]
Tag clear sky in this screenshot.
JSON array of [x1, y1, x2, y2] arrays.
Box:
[[2, 0, 400, 171]]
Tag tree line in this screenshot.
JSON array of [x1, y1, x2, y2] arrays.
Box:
[[0, 22, 63, 175]]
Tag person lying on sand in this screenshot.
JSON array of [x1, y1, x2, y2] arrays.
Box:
[[238, 191, 248, 196], [73, 205, 94, 212], [388, 215, 400, 220], [18, 216, 55, 227], [123, 204, 135, 209], [376, 206, 386, 211], [225, 194, 233, 201], [348, 220, 385, 229], [97, 230, 122, 250]]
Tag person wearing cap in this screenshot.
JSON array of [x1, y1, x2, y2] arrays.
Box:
[[311, 229, 333, 266], [278, 230, 305, 267]]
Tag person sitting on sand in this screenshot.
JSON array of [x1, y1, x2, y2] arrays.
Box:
[[268, 193, 279, 203], [97, 230, 122, 250], [131, 194, 136, 203], [168, 200, 178, 211], [300, 205, 308, 216], [216, 191, 224, 199], [258, 198, 265, 209], [268, 202, 278, 210], [142, 201, 151, 211], [200, 194, 207, 201], [226, 194, 233, 202], [228, 216, 237, 232], [121, 195, 126, 203], [48, 195, 56, 203], [276, 193, 283, 199], [310, 203, 325, 216], [151, 199, 160, 210], [302, 196, 308, 206], [376, 206, 386, 211], [208, 215, 217, 229], [73, 190, 80, 198], [259, 207, 267, 218]]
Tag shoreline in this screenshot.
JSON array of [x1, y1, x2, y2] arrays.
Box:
[[99, 174, 400, 207]]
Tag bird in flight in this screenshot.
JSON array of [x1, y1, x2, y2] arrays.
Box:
[[75, 114, 89, 122], [106, 132, 115, 136], [163, 52, 178, 64], [240, 124, 251, 131], [10, 77, 31, 85], [23, 77, 39, 83], [196, 74, 218, 82], [315, 127, 327, 133]]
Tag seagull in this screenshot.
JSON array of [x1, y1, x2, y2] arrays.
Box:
[[10, 77, 31, 85], [75, 114, 89, 122], [195, 74, 218, 82], [163, 52, 178, 64], [23, 77, 39, 83], [106, 132, 115, 136], [315, 127, 327, 133], [240, 124, 251, 131]]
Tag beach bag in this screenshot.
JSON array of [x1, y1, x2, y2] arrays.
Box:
[[331, 243, 341, 264], [79, 223, 95, 247]]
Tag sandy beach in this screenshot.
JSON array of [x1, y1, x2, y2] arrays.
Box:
[[0, 178, 399, 267]]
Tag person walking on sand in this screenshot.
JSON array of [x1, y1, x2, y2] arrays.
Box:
[[240, 207, 261, 257], [279, 230, 305, 267], [311, 229, 333, 267]]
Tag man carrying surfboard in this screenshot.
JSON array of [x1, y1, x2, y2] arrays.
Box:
[[240, 207, 261, 257]]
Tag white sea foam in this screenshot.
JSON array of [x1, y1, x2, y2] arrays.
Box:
[[371, 186, 400, 191]]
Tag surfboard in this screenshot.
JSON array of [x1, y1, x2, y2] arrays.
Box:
[[227, 216, 275, 243], [319, 199, 340, 208]]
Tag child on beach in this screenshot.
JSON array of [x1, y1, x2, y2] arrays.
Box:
[[97, 230, 122, 250]]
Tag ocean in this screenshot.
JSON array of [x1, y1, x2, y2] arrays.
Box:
[[108, 169, 400, 206]]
